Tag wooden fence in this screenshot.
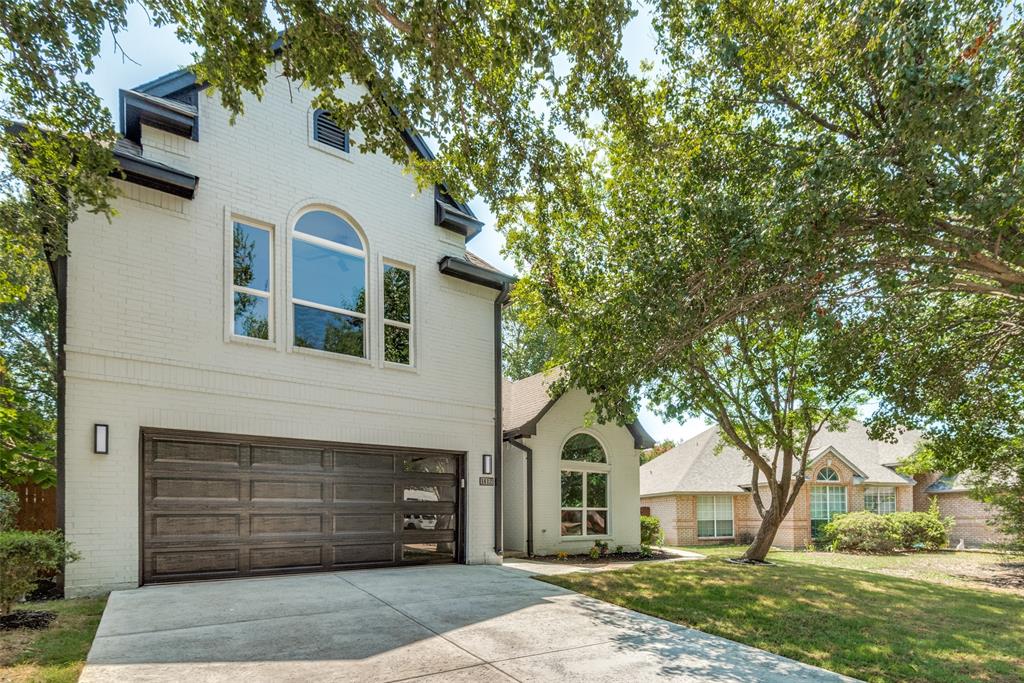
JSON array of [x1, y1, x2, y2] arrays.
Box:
[[10, 483, 57, 531]]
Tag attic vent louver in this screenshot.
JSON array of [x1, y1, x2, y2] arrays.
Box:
[[313, 110, 349, 152]]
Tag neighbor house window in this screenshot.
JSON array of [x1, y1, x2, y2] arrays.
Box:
[[232, 221, 272, 340], [864, 486, 897, 514], [291, 210, 366, 357], [696, 495, 734, 538], [811, 468, 846, 538], [383, 263, 412, 365], [313, 110, 350, 152], [560, 433, 609, 536]]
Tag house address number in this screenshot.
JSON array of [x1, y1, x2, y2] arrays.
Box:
[[479, 476, 495, 486]]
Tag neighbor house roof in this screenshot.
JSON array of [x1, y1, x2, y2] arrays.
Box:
[[502, 368, 655, 450], [640, 421, 921, 497], [925, 473, 972, 493]]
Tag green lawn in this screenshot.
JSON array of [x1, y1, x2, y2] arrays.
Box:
[[0, 596, 107, 683], [540, 546, 1024, 682]]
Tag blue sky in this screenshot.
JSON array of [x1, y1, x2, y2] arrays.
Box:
[[85, 6, 711, 444]]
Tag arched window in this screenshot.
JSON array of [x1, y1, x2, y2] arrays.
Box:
[[560, 433, 609, 537], [561, 433, 606, 463], [811, 467, 846, 538], [291, 210, 366, 357], [313, 110, 349, 152], [816, 467, 840, 482]]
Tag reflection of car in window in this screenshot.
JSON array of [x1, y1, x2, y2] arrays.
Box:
[[404, 514, 438, 530]]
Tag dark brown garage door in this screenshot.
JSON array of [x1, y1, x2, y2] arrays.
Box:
[[140, 428, 462, 584]]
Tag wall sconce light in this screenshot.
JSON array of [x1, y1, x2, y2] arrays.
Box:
[[94, 424, 109, 454], [482, 453, 493, 475]]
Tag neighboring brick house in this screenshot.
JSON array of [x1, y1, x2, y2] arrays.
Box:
[[641, 421, 1003, 550], [912, 472, 1008, 547]]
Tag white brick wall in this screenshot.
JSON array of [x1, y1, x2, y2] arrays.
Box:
[[64, 66, 501, 595], [508, 389, 642, 556]]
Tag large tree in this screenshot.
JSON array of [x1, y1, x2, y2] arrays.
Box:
[[505, 0, 1024, 489], [0, 0, 637, 255]]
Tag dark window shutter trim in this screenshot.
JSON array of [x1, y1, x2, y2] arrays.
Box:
[[313, 110, 350, 153]]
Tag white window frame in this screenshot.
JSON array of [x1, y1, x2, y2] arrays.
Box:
[[696, 495, 735, 539], [227, 216, 275, 346], [864, 486, 897, 514], [289, 210, 368, 359], [810, 485, 848, 521], [559, 431, 611, 538], [381, 260, 414, 368]]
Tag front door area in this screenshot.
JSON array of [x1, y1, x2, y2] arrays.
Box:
[[140, 428, 462, 584]]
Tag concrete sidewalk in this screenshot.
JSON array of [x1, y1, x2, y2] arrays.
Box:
[[81, 564, 856, 682]]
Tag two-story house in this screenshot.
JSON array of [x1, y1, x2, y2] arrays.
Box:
[[53, 62, 651, 596]]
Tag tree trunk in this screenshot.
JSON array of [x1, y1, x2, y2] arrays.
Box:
[[741, 508, 782, 562]]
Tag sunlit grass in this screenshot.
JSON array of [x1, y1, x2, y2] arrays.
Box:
[[541, 547, 1024, 682], [0, 596, 107, 683]]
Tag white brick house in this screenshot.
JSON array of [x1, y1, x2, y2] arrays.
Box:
[[55, 63, 653, 596]]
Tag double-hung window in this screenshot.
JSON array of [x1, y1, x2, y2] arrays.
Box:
[[291, 210, 366, 357], [231, 221, 272, 340], [696, 495, 734, 538], [864, 486, 896, 514], [559, 434, 609, 536], [383, 263, 413, 365]]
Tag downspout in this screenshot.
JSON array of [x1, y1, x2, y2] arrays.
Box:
[[493, 283, 511, 558], [507, 439, 533, 557]]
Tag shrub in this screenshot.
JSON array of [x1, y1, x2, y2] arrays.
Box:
[[638, 543, 653, 558], [0, 531, 79, 615], [823, 511, 900, 552], [889, 510, 950, 550], [0, 489, 19, 531], [588, 545, 601, 559], [824, 506, 952, 553], [640, 515, 664, 546]]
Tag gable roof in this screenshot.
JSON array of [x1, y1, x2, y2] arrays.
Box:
[[640, 420, 921, 497], [118, 66, 483, 239], [502, 368, 655, 450]]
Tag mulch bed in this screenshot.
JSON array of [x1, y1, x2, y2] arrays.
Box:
[[533, 550, 674, 565], [0, 611, 56, 631]]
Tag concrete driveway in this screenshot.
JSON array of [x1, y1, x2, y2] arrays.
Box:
[[81, 564, 854, 682]]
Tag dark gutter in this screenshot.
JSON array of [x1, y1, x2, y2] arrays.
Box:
[[113, 148, 198, 199], [506, 438, 533, 557], [435, 199, 484, 240], [493, 283, 511, 557], [438, 255, 516, 290], [628, 422, 656, 450], [120, 89, 199, 142]]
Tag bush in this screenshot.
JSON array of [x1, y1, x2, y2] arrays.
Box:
[[888, 511, 950, 550], [823, 511, 900, 552], [640, 515, 664, 546], [824, 507, 952, 553], [0, 531, 79, 615], [0, 489, 19, 531]]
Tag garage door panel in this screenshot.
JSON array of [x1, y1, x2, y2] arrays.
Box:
[[250, 513, 324, 536], [333, 543, 395, 565], [153, 477, 242, 502], [151, 439, 243, 467], [249, 545, 323, 571], [334, 482, 394, 503], [250, 479, 324, 503], [141, 430, 461, 584], [333, 451, 395, 472], [333, 513, 394, 533], [150, 548, 240, 579], [151, 513, 241, 541]]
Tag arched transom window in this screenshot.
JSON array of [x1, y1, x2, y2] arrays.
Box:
[[560, 433, 609, 537], [816, 467, 840, 482], [291, 210, 366, 357], [561, 434, 606, 463]]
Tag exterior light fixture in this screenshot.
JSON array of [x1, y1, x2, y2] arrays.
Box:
[[482, 453, 493, 475], [94, 424, 109, 454]]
